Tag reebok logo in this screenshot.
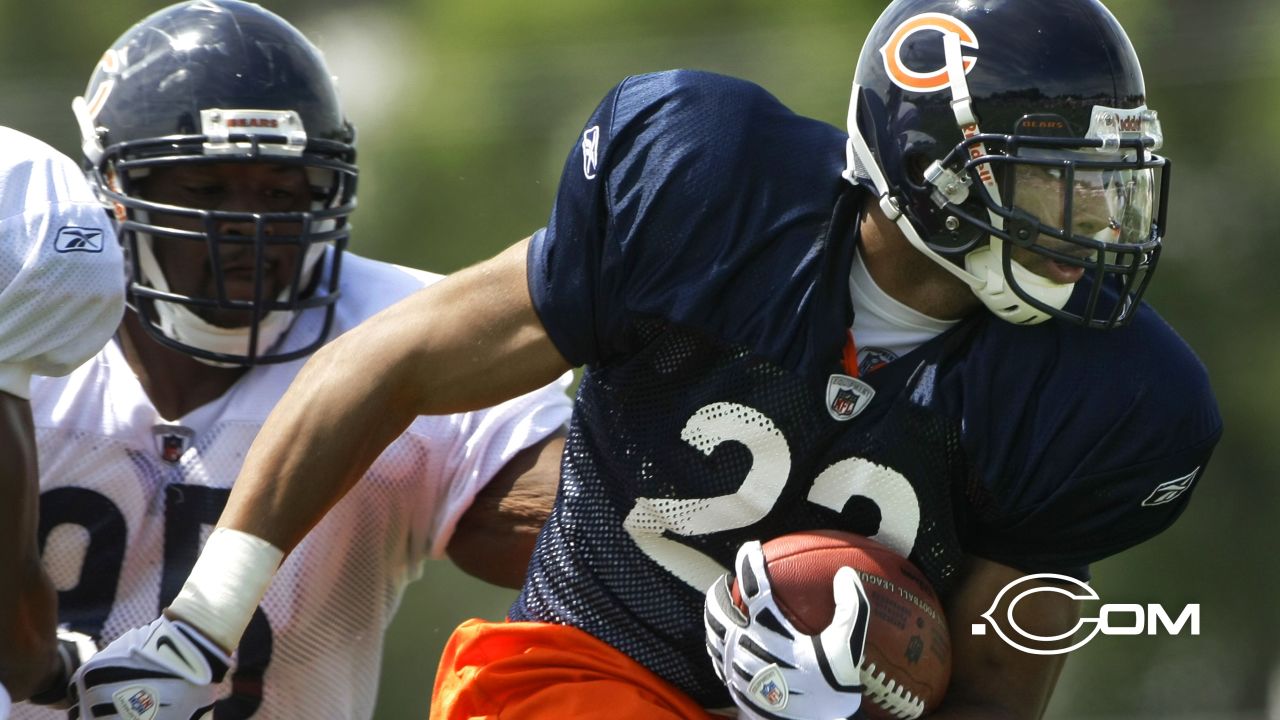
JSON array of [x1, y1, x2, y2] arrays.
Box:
[[581, 126, 600, 179], [54, 226, 105, 253], [1141, 467, 1199, 507]]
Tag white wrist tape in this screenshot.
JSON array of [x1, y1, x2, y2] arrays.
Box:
[[1, 680, 12, 720], [168, 527, 284, 652]]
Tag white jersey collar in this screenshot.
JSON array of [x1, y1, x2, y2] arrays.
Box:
[[847, 248, 957, 372], [850, 248, 957, 335]]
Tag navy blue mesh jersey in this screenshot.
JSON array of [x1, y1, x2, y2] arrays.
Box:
[[515, 70, 1222, 708]]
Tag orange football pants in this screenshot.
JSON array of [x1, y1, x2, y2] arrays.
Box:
[[430, 618, 725, 720]]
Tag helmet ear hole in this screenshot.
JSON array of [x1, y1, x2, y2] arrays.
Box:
[[906, 153, 934, 187], [926, 198, 986, 254]]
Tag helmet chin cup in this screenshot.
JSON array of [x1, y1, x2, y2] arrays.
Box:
[[155, 303, 296, 369], [131, 233, 282, 366], [964, 240, 1073, 326]]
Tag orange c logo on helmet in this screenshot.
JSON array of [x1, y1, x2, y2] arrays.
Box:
[[880, 12, 979, 93], [85, 49, 124, 120]]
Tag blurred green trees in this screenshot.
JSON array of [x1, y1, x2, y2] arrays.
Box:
[[2, 1, 1272, 717]]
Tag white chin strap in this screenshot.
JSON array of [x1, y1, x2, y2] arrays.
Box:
[[134, 232, 325, 366], [844, 34, 1073, 326], [963, 242, 1074, 325]]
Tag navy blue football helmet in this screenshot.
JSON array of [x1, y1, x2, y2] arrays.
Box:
[[74, 0, 357, 365], [846, 0, 1169, 328]]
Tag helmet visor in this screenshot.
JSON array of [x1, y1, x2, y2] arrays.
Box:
[[1007, 148, 1156, 253]]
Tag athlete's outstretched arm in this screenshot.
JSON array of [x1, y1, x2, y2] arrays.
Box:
[[220, 236, 571, 555], [0, 392, 60, 702]]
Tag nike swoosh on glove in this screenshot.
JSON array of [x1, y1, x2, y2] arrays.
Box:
[[70, 616, 229, 720]]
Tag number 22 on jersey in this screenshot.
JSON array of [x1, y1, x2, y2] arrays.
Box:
[[623, 401, 922, 593]]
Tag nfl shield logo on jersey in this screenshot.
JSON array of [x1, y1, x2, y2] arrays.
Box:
[[152, 424, 195, 463], [826, 374, 875, 421]]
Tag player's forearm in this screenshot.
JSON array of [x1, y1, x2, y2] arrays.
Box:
[[218, 236, 568, 552], [927, 667, 1063, 720], [0, 510, 61, 702], [931, 558, 1071, 720], [0, 566, 61, 702], [172, 239, 567, 651], [215, 332, 421, 552], [448, 434, 565, 588], [165, 331, 423, 652], [925, 704, 1027, 719], [0, 394, 62, 699]]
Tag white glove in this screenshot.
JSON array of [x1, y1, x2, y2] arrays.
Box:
[[71, 616, 229, 720], [1, 681, 11, 720], [705, 540, 869, 720]]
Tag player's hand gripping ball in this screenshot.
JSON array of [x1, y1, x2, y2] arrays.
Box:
[[715, 531, 951, 719], [706, 536, 869, 720]]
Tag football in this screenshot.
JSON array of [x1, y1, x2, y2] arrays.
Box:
[[731, 530, 951, 719]]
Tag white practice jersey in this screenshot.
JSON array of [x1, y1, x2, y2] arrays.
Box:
[[21, 253, 572, 720], [0, 126, 123, 398]]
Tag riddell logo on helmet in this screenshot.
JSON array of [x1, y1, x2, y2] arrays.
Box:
[[880, 12, 979, 93], [227, 117, 279, 129], [1115, 115, 1145, 133]]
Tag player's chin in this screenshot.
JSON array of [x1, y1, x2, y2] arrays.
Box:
[[1011, 248, 1088, 285], [194, 281, 289, 327], [1033, 260, 1085, 285], [197, 306, 260, 329]]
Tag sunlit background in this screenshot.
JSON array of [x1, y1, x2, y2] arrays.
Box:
[[2, 0, 1275, 717]]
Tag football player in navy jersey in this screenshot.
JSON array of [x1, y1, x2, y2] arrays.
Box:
[[85, 0, 1220, 718]]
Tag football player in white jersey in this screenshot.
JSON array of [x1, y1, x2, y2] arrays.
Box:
[[7, 2, 572, 719], [0, 127, 124, 715]]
